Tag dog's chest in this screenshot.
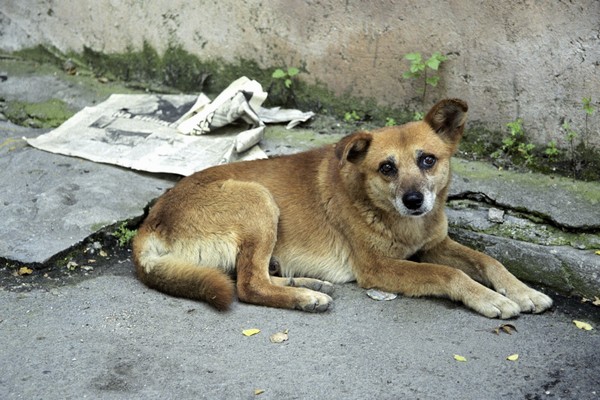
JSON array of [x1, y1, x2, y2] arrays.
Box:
[[370, 216, 433, 259]]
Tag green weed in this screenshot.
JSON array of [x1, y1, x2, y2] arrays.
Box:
[[492, 118, 536, 165], [113, 222, 137, 247]]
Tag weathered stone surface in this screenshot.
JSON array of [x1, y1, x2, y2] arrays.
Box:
[[0, 135, 176, 264], [450, 159, 600, 230]]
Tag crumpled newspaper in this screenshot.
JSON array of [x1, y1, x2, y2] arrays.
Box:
[[177, 76, 314, 153], [26, 76, 315, 176]]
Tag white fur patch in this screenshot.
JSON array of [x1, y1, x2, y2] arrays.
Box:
[[139, 233, 239, 274]]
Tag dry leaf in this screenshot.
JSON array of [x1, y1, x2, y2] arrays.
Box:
[[99, 250, 108, 257], [593, 297, 600, 307], [66, 261, 79, 271], [254, 389, 265, 395], [506, 354, 519, 361], [269, 330, 289, 343], [18, 267, 33, 276], [242, 328, 261, 337], [573, 320, 593, 331], [595, 250, 600, 256], [454, 354, 467, 362], [492, 323, 517, 335]]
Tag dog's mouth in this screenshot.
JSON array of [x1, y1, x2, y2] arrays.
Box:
[[407, 210, 426, 217]]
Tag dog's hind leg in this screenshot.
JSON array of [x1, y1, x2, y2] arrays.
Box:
[[231, 181, 333, 312]]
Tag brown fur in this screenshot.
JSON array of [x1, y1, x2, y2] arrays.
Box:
[[132, 99, 553, 318]]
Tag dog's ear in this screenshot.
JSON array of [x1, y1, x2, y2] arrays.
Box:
[[424, 99, 468, 145], [335, 132, 372, 167]]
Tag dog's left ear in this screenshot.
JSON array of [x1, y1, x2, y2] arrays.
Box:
[[335, 132, 372, 167], [424, 99, 468, 145]]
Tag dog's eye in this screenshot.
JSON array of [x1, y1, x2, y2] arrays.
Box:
[[419, 155, 437, 169], [378, 161, 397, 176]]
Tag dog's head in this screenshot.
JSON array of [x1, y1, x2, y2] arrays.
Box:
[[335, 98, 468, 217]]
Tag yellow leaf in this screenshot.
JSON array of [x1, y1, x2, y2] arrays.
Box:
[[506, 354, 519, 361], [454, 354, 467, 362], [595, 250, 600, 256], [573, 320, 593, 331], [254, 389, 265, 395], [18, 267, 33, 276], [242, 328, 261, 336]]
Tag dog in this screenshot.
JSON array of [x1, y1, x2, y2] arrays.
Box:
[[132, 98, 553, 318]]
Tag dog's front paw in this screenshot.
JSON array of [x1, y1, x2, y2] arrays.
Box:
[[296, 290, 333, 313], [465, 287, 521, 319], [289, 277, 335, 295], [503, 285, 553, 314]]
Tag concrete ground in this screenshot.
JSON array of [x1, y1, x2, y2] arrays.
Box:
[[1, 58, 599, 399]]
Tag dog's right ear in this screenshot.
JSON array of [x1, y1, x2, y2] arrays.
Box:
[[335, 132, 372, 167]]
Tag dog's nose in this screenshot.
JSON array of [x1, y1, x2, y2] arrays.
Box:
[[402, 191, 424, 210]]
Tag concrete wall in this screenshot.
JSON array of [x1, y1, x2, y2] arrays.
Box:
[[2, 0, 599, 147]]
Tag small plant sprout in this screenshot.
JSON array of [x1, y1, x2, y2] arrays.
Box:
[[582, 97, 595, 140], [402, 51, 448, 112], [385, 117, 396, 126], [114, 222, 137, 247], [582, 97, 595, 116], [544, 140, 560, 161], [492, 118, 536, 165], [272, 67, 299, 89], [412, 111, 425, 121], [562, 120, 580, 176], [344, 110, 361, 123], [270, 67, 301, 107]]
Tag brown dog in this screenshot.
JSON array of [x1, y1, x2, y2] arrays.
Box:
[[132, 99, 552, 318]]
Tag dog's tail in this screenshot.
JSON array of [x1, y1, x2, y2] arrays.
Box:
[[132, 233, 235, 311]]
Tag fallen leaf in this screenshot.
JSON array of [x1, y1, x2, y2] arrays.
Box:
[[242, 328, 261, 337], [593, 297, 600, 307], [492, 323, 517, 335], [573, 320, 593, 331], [66, 261, 79, 271], [595, 250, 600, 256], [454, 354, 467, 362], [269, 330, 289, 343], [254, 389, 265, 395], [506, 354, 519, 361], [18, 267, 33, 276], [99, 250, 108, 257]]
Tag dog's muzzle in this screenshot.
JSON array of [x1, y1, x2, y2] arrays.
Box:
[[395, 190, 433, 216]]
